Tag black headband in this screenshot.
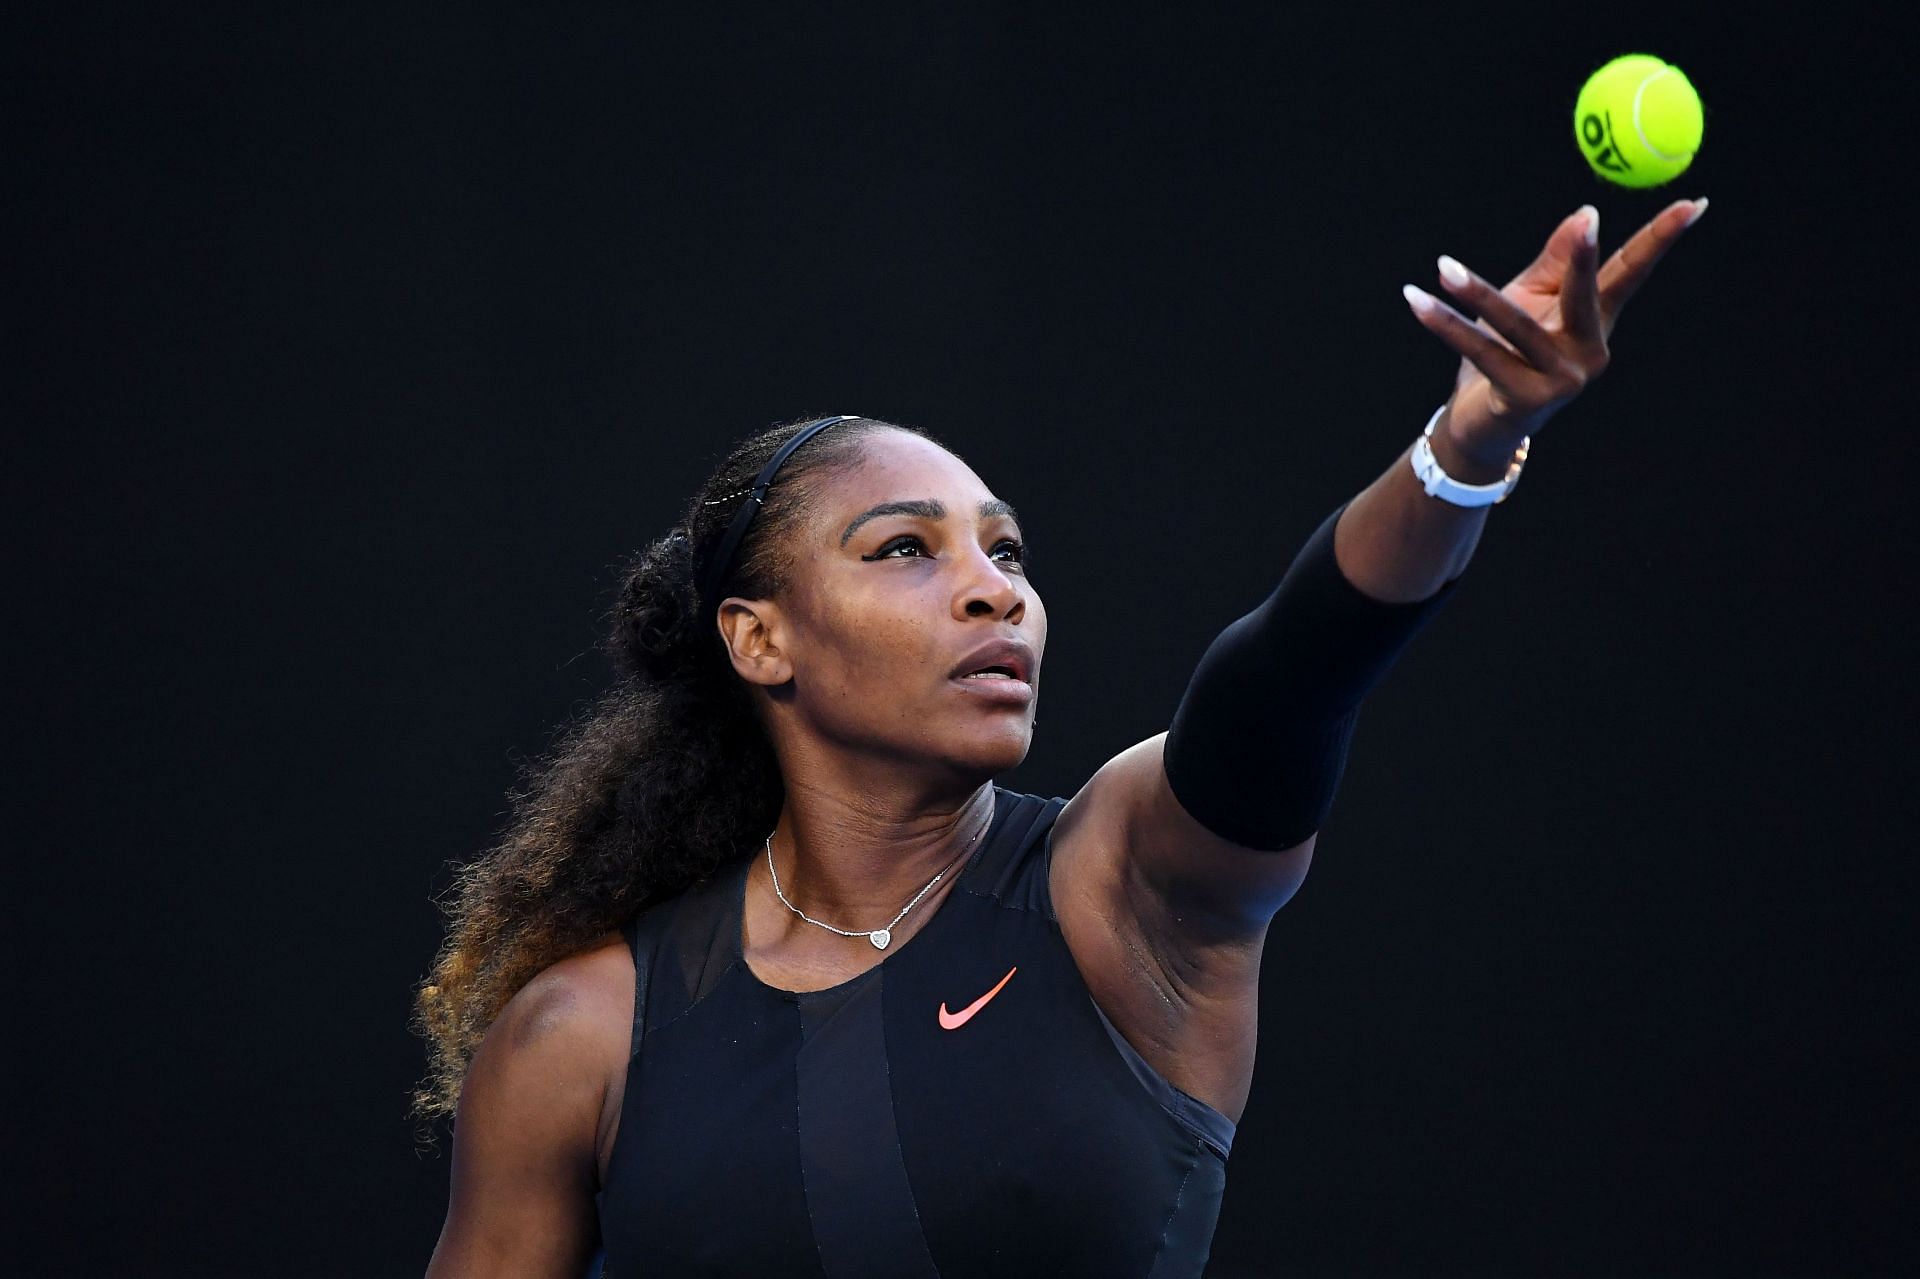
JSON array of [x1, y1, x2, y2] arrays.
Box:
[[693, 415, 859, 618]]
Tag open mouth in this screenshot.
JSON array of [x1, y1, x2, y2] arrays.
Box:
[[949, 638, 1036, 698], [950, 667, 1034, 703]]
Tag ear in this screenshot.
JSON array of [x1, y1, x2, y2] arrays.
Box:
[[715, 597, 793, 687]]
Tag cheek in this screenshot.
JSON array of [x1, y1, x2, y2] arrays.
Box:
[[815, 603, 940, 694]]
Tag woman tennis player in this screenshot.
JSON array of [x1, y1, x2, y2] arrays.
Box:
[[417, 199, 1704, 1277]]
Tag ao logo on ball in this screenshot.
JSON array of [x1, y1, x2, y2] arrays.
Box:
[[1580, 109, 1631, 176]]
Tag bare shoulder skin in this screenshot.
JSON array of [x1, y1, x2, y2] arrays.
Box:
[[425, 932, 632, 1279]]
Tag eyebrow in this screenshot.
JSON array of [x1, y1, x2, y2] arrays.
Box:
[[840, 498, 1020, 547]]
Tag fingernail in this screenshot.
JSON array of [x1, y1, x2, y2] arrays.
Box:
[[1437, 255, 1470, 289], [1402, 283, 1436, 314], [1686, 197, 1710, 226], [1579, 204, 1599, 246]]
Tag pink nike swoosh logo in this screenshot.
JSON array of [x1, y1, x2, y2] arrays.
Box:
[[938, 966, 1018, 1030]]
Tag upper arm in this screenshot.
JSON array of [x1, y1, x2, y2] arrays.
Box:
[[1054, 732, 1316, 947], [425, 938, 632, 1279], [1048, 734, 1316, 1117]]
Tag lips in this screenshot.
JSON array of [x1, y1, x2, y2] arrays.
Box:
[[949, 638, 1035, 685]]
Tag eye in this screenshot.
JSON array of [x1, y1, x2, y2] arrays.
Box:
[[861, 535, 927, 561], [859, 534, 1029, 569]]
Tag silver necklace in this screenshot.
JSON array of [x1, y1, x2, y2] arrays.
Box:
[[765, 815, 986, 950]]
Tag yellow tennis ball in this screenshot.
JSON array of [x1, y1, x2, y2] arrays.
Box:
[[1574, 54, 1703, 188]]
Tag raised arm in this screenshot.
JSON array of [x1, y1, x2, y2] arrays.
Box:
[[1054, 199, 1705, 940]]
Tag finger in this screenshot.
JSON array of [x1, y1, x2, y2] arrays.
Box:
[[1557, 207, 1605, 347], [1403, 284, 1540, 395], [1598, 198, 1704, 324], [1504, 205, 1596, 295], [1436, 253, 1573, 373]]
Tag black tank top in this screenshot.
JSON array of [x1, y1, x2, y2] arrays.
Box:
[[592, 784, 1236, 1278]]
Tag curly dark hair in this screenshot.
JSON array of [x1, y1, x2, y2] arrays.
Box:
[[412, 414, 931, 1123]]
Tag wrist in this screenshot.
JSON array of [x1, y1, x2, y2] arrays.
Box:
[[1428, 406, 1522, 485]]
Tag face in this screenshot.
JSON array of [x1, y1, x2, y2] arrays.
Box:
[[724, 430, 1045, 781]]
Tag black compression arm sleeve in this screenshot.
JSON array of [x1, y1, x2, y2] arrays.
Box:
[[1162, 500, 1461, 850]]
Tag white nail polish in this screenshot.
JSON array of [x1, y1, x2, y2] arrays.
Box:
[[1437, 255, 1470, 289], [1686, 197, 1710, 226], [1402, 283, 1436, 313], [1580, 205, 1599, 245]]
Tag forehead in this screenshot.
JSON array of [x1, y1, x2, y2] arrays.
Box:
[[818, 430, 996, 511]]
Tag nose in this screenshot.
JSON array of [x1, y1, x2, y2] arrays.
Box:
[[954, 545, 1023, 621]]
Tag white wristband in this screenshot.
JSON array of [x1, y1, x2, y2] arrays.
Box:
[[1408, 404, 1530, 507]]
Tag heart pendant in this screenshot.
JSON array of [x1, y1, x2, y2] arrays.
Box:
[[869, 929, 892, 950]]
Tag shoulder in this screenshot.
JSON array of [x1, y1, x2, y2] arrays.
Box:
[[484, 930, 632, 1072], [498, 932, 634, 1052], [427, 933, 633, 1276], [987, 784, 1069, 867], [460, 931, 633, 1135]]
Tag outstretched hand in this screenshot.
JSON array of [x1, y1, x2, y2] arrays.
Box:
[[1403, 198, 1706, 465]]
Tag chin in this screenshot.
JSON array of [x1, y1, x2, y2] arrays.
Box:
[[948, 721, 1035, 777]]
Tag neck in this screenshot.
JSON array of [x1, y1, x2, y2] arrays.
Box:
[[766, 771, 997, 924]]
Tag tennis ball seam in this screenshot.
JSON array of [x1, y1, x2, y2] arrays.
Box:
[[1631, 67, 1685, 163]]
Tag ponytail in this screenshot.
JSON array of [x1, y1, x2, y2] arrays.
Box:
[[411, 416, 913, 1123]]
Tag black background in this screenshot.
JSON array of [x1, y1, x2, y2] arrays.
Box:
[[8, 4, 1914, 1276]]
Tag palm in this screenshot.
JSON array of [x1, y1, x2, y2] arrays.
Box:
[[1448, 273, 1575, 417]]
